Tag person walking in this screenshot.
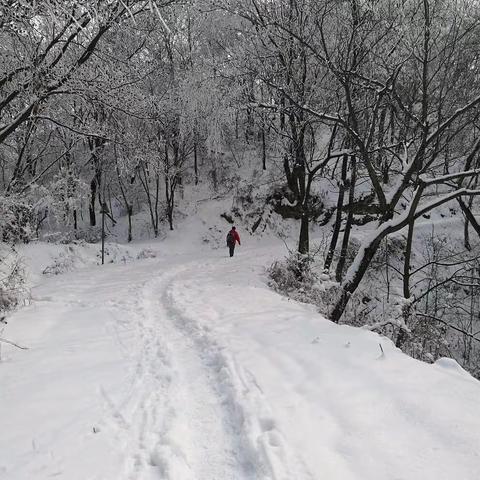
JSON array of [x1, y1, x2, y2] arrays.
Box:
[[226, 226, 241, 257]]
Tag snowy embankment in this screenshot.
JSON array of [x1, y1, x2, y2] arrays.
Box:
[[1, 238, 480, 480]]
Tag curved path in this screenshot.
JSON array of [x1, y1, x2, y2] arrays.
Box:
[[108, 258, 312, 480], [2, 245, 480, 480], [0, 250, 312, 480]]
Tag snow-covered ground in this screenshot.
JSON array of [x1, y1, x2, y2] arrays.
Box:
[[1, 233, 480, 480]]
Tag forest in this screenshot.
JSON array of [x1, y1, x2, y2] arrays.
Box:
[[2, 0, 480, 377]]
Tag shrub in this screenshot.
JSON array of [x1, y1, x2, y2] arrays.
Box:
[[0, 248, 27, 314], [268, 251, 316, 293], [0, 196, 36, 243]]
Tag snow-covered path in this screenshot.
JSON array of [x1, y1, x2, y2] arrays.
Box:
[[1, 244, 480, 480], [0, 250, 304, 480], [117, 266, 260, 480]]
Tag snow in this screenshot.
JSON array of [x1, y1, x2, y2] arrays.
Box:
[[1, 236, 480, 479]]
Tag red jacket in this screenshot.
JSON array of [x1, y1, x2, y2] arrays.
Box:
[[228, 229, 241, 245]]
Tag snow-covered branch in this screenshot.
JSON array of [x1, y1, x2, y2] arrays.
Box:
[[419, 169, 480, 186]]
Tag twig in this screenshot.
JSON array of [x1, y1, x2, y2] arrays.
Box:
[[416, 313, 480, 343], [0, 337, 29, 350]]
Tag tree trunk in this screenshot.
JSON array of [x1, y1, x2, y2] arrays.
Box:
[[403, 218, 415, 299], [167, 207, 174, 231], [154, 174, 159, 237], [138, 164, 158, 238], [458, 197, 477, 251], [165, 174, 174, 232], [298, 212, 309, 254], [330, 235, 384, 322], [261, 127, 266, 170], [127, 204, 133, 242], [194, 139, 199, 185], [464, 212, 471, 251], [164, 141, 175, 232], [396, 304, 410, 348], [336, 155, 356, 281], [89, 177, 97, 226], [283, 153, 298, 198], [396, 217, 416, 347], [324, 154, 348, 272]]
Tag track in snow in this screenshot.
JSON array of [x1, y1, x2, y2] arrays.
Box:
[[161, 262, 315, 480], [107, 267, 260, 480], [71, 257, 314, 480]]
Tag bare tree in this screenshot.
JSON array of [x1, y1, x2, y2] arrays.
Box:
[[245, 0, 480, 321]]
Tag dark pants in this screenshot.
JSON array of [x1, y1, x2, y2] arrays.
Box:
[[228, 244, 235, 257]]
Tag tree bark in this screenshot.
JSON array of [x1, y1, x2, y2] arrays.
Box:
[[89, 177, 97, 227], [194, 139, 199, 185], [298, 212, 309, 254], [127, 204, 133, 243], [403, 218, 415, 299], [324, 154, 348, 272], [330, 235, 384, 322], [336, 155, 356, 281], [262, 126, 267, 170]]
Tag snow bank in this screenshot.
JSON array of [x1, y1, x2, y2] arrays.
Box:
[[167, 246, 480, 480]]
